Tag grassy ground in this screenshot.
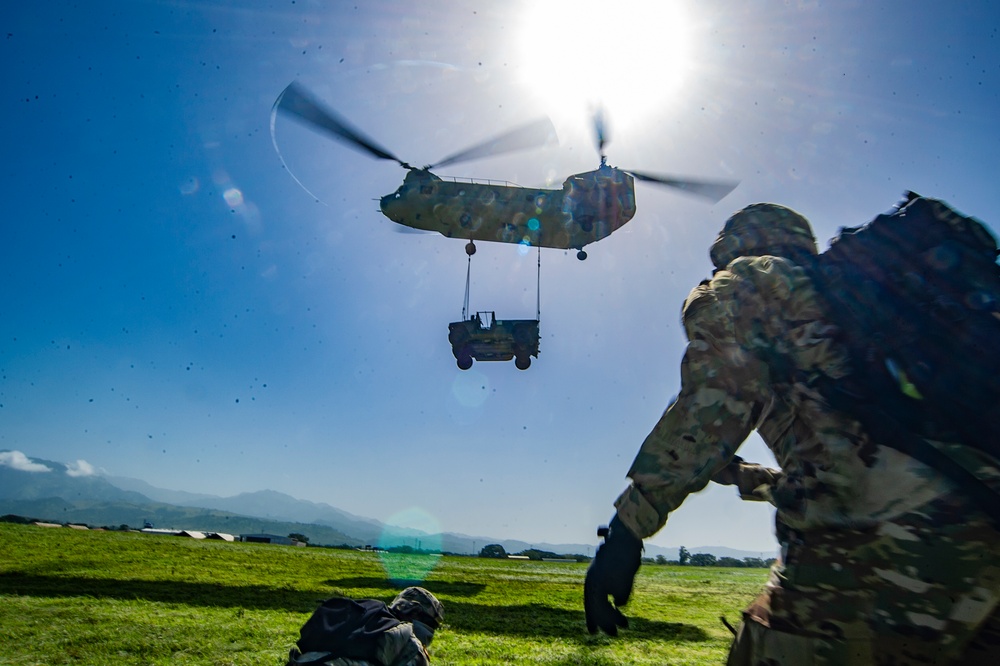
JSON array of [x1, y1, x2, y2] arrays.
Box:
[[0, 523, 767, 665]]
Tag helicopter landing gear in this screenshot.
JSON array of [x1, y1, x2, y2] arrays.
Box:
[[577, 249, 588, 261], [465, 241, 477, 256]]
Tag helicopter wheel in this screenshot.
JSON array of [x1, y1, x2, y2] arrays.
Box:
[[465, 241, 477, 256], [577, 250, 588, 261]]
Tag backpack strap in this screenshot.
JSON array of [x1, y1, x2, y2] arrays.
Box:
[[817, 375, 1000, 527]]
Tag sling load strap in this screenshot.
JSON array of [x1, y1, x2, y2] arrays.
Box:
[[536, 245, 541, 320], [463, 254, 471, 321]]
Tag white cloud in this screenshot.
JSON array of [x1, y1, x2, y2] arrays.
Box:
[[0, 450, 52, 473], [65, 459, 96, 478]]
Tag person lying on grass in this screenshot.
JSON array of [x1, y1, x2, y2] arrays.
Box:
[[287, 586, 444, 666]]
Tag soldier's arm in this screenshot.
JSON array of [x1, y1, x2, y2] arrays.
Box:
[[377, 623, 430, 666], [615, 277, 770, 538], [711, 455, 781, 504]]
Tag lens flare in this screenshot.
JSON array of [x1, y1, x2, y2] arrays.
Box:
[[378, 507, 442, 585], [451, 370, 490, 408], [223, 188, 244, 207]]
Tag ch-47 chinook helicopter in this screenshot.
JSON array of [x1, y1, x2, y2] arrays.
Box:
[[273, 81, 739, 260]]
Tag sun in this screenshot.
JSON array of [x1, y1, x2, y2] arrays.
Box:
[[515, 1, 696, 129]]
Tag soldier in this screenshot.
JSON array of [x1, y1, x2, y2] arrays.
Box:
[[288, 586, 444, 666], [584, 202, 1000, 664]]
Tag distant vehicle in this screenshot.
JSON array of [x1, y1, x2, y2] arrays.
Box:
[[448, 312, 540, 370]]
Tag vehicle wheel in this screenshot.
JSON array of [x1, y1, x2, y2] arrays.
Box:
[[514, 355, 531, 370], [577, 249, 588, 261], [457, 355, 473, 370]]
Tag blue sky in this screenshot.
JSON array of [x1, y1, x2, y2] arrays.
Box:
[[2, 1, 998, 554]]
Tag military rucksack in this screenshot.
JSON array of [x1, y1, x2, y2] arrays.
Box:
[[287, 597, 401, 666], [809, 193, 1000, 519]]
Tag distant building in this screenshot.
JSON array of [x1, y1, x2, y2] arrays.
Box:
[[176, 530, 207, 540], [206, 532, 236, 542], [240, 533, 295, 546]]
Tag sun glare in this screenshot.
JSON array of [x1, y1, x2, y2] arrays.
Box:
[[516, 1, 695, 128]]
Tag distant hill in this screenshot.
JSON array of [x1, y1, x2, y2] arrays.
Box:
[[1, 450, 772, 560], [0, 454, 150, 505]]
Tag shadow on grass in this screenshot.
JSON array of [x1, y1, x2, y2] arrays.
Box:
[[325, 576, 485, 597], [0, 572, 707, 643], [442, 600, 708, 642], [0, 571, 327, 612]]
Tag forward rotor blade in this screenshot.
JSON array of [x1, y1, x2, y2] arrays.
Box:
[[627, 170, 739, 203], [274, 82, 406, 166], [593, 107, 608, 159], [430, 117, 557, 169]]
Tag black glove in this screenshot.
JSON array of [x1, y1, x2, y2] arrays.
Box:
[[584, 514, 643, 636]]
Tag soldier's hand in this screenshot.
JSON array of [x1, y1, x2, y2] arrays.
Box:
[[711, 455, 746, 487], [584, 515, 643, 636]]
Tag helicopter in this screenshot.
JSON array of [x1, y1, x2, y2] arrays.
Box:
[[273, 81, 739, 260]]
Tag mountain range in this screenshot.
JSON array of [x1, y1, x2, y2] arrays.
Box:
[[0, 450, 770, 560]]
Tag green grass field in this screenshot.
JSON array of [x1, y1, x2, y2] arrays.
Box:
[[0, 523, 767, 665]]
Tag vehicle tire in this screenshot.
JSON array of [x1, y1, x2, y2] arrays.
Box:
[[515, 354, 531, 370], [457, 355, 473, 370]]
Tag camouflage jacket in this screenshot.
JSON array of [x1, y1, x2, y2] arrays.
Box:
[[614, 255, 962, 539], [291, 623, 430, 666]]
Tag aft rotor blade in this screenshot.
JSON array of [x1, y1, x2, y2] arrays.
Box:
[[430, 117, 557, 169], [627, 170, 739, 203], [274, 82, 406, 166]]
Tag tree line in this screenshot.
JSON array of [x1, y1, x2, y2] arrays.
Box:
[[477, 543, 775, 568], [646, 545, 776, 568]]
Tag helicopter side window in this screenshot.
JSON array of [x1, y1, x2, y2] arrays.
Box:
[[420, 184, 434, 195]]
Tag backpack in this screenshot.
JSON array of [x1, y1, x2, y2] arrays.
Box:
[[809, 193, 1000, 520], [287, 597, 401, 666]]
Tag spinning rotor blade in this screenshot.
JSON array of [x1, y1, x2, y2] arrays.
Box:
[[627, 170, 739, 203], [430, 117, 557, 169], [592, 107, 608, 160], [274, 82, 408, 167]]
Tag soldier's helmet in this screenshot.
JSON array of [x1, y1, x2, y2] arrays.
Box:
[[710, 203, 818, 270], [389, 587, 444, 644]]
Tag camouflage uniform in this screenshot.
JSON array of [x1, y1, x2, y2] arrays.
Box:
[[613, 203, 1000, 664]]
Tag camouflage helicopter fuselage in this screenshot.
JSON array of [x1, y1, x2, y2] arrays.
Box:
[[379, 163, 636, 253]]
